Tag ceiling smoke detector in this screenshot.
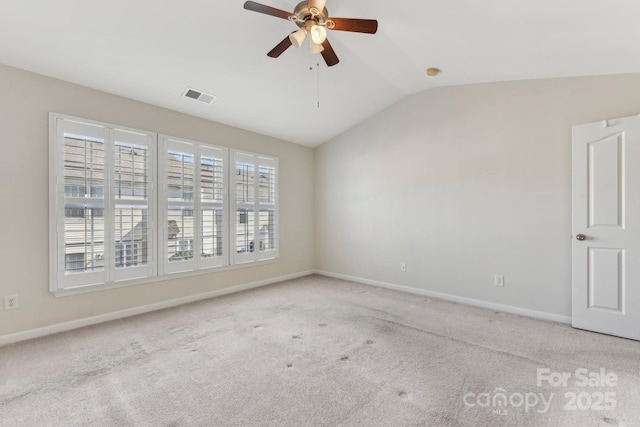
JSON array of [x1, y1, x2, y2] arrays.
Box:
[[183, 88, 217, 104]]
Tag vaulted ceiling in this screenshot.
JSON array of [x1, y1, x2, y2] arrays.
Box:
[[1, 1, 640, 147]]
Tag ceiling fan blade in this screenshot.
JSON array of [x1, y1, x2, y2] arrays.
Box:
[[243, 1, 293, 20], [321, 39, 339, 67], [267, 34, 294, 58], [328, 18, 378, 34]]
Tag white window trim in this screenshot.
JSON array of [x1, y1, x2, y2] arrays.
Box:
[[49, 113, 157, 293], [49, 114, 279, 297], [158, 135, 229, 275], [111, 128, 157, 283], [231, 150, 279, 265]]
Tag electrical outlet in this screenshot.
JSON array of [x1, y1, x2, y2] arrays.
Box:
[[494, 275, 504, 287], [4, 295, 19, 310], [400, 263, 407, 272]]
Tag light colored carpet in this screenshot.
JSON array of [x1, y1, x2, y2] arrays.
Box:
[[1, 274, 639, 427]]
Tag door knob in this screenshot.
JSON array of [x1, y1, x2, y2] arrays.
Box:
[[576, 234, 586, 241]]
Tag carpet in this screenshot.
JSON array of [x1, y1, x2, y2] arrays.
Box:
[[1, 274, 639, 426]]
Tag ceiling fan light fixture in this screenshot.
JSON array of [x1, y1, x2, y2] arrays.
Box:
[[309, 0, 327, 16], [289, 28, 307, 48], [310, 39, 324, 54], [244, 0, 378, 67], [310, 25, 327, 44]]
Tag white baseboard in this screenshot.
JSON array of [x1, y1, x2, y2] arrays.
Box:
[[0, 270, 314, 347], [315, 270, 572, 325], [1, 270, 571, 347]]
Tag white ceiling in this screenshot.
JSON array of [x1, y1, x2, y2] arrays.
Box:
[[2, 1, 640, 147]]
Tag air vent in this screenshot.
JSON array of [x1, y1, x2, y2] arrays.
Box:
[[183, 87, 217, 104]]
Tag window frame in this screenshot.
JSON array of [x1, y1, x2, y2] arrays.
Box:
[[231, 150, 279, 265], [158, 135, 229, 275], [49, 114, 157, 294], [49, 114, 279, 297]]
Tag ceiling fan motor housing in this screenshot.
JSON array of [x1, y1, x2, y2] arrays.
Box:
[[293, 1, 328, 28]]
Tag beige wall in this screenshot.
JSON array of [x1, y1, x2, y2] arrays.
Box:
[[0, 64, 314, 336], [4, 61, 640, 337], [315, 73, 640, 317]]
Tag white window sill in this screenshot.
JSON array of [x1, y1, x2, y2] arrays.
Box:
[[52, 258, 278, 297]]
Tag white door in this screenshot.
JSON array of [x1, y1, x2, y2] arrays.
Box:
[[572, 115, 640, 341]]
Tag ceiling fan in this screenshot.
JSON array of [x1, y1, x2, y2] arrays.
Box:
[[243, 0, 378, 67]]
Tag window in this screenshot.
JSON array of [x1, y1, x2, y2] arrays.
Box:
[[50, 114, 278, 295], [232, 151, 278, 264], [115, 242, 141, 267], [65, 207, 85, 218], [50, 115, 156, 292], [64, 207, 103, 218], [159, 136, 227, 273], [64, 253, 86, 272], [113, 135, 153, 280]]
